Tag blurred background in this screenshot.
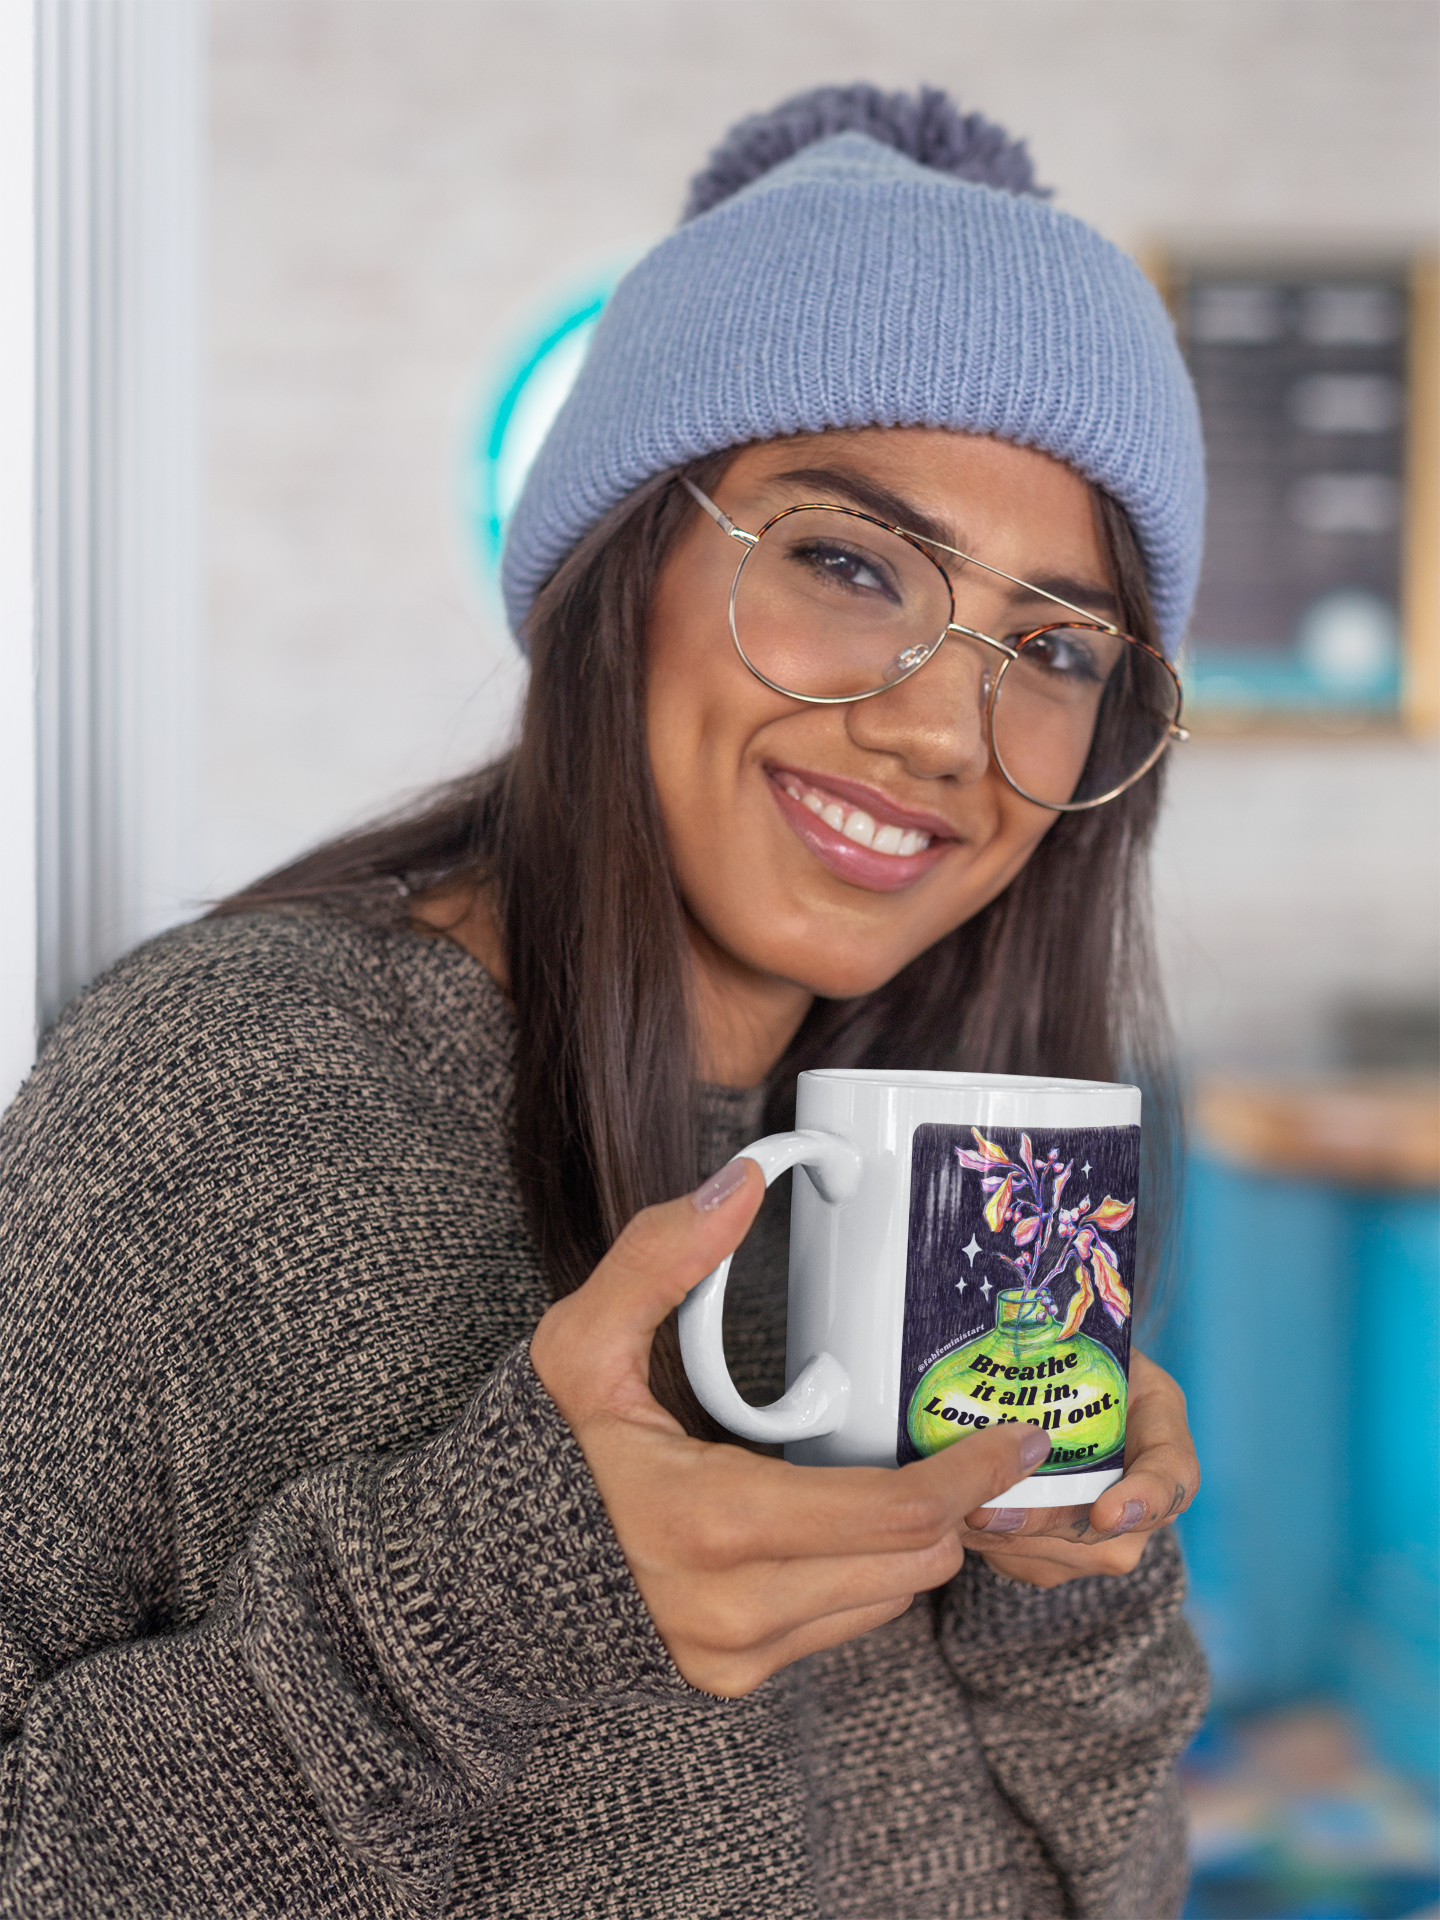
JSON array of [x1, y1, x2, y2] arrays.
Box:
[[2, 3, 1437, 1915]]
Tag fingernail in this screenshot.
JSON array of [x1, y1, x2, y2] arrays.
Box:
[[985, 1508, 1027, 1533], [691, 1158, 748, 1212], [1017, 1427, 1052, 1471], [1116, 1499, 1147, 1533]]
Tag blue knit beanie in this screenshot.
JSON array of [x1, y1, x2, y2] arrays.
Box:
[[502, 86, 1204, 657]]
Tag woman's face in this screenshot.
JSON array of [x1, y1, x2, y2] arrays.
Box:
[[645, 427, 1118, 1007]]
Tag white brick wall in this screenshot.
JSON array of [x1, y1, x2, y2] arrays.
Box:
[[206, 0, 1440, 1070]]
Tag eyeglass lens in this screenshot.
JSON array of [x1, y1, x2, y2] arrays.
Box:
[[730, 508, 1180, 809]]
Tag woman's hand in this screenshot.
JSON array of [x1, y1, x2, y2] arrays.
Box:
[[957, 1349, 1201, 1588], [530, 1159, 1055, 1699]]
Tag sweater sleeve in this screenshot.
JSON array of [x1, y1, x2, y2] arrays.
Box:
[[937, 1527, 1208, 1920], [0, 1344, 692, 1917], [0, 917, 699, 1916]]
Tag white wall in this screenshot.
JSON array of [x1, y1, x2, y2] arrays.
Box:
[[206, 0, 1440, 1070]]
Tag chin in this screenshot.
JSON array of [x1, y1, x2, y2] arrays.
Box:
[[779, 945, 921, 1002]]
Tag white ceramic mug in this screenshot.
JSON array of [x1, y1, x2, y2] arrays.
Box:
[[680, 1068, 1141, 1506]]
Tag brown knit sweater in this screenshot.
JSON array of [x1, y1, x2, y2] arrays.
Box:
[[0, 911, 1207, 1917]]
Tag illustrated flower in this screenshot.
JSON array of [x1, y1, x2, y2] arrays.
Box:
[[982, 1174, 1014, 1233], [955, 1127, 1134, 1334]]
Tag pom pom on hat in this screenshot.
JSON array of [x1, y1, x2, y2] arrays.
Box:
[[682, 82, 1049, 219], [502, 86, 1205, 656]]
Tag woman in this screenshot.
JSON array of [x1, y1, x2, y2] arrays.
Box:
[[0, 87, 1206, 1917]]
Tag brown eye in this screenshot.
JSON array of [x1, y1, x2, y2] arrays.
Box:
[[1015, 625, 1108, 685], [786, 539, 901, 605]]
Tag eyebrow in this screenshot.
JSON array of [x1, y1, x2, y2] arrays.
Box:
[[769, 465, 955, 547], [1020, 575, 1122, 623], [766, 464, 1122, 624]]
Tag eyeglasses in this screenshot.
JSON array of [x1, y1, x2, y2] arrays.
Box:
[[682, 478, 1187, 812]]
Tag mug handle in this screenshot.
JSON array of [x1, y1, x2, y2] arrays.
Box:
[[679, 1128, 863, 1445]]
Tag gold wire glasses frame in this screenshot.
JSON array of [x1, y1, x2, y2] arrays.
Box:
[[682, 477, 1188, 813]]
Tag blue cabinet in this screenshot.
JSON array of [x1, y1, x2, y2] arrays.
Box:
[[1159, 1153, 1439, 1780]]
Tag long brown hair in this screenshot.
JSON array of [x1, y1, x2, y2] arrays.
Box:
[[215, 454, 1179, 1433]]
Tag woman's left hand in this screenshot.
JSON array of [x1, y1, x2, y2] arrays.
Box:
[[959, 1349, 1200, 1587]]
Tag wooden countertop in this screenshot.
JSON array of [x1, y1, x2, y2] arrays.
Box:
[[1194, 1077, 1440, 1189]]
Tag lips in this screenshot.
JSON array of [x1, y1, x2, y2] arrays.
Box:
[[766, 765, 955, 892]]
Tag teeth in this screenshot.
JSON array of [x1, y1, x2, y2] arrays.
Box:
[[779, 775, 936, 859]]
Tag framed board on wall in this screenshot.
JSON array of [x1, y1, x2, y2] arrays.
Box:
[[1149, 248, 1438, 734]]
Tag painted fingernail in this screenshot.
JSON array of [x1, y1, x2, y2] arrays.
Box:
[[691, 1158, 749, 1213], [1018, 1427, 1052, 1470], [1116, 1499, 1147, 1532], [985, 1508, 1027, 1532]]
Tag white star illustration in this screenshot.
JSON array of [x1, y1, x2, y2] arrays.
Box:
[[962, 1234, 982, 1265], [1082, 1162, 1092, 1177], [980, 1277, 993, 1301], [955, 1276, 966, 1294]]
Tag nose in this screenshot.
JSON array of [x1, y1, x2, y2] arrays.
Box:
[[844, 631, 994, 782]]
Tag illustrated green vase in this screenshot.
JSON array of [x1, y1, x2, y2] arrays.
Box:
[[907, 1289, 1126, 1472]]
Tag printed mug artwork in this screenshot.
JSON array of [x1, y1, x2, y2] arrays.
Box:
[[896, 1123, 1140, 1474]]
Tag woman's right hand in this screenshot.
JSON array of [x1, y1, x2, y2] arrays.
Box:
[[529, 1158, 1052, 1699]]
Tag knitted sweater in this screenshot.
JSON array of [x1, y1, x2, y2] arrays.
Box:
[[0, 911, 1207, 1918]]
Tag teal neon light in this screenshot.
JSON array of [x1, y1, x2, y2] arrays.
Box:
[[466, 283, 614, 579]]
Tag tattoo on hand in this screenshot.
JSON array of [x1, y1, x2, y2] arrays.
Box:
[[1164, 1482, 1187, 1519]]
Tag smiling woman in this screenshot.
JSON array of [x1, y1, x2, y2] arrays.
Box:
[[1, 82, 1208, 1920]]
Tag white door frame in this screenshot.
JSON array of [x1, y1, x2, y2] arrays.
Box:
[[2, 0, 203, 1110], [0, 0, 39, 1109]]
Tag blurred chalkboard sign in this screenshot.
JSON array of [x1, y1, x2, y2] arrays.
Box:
[[1153, 251, 1437, 732]]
